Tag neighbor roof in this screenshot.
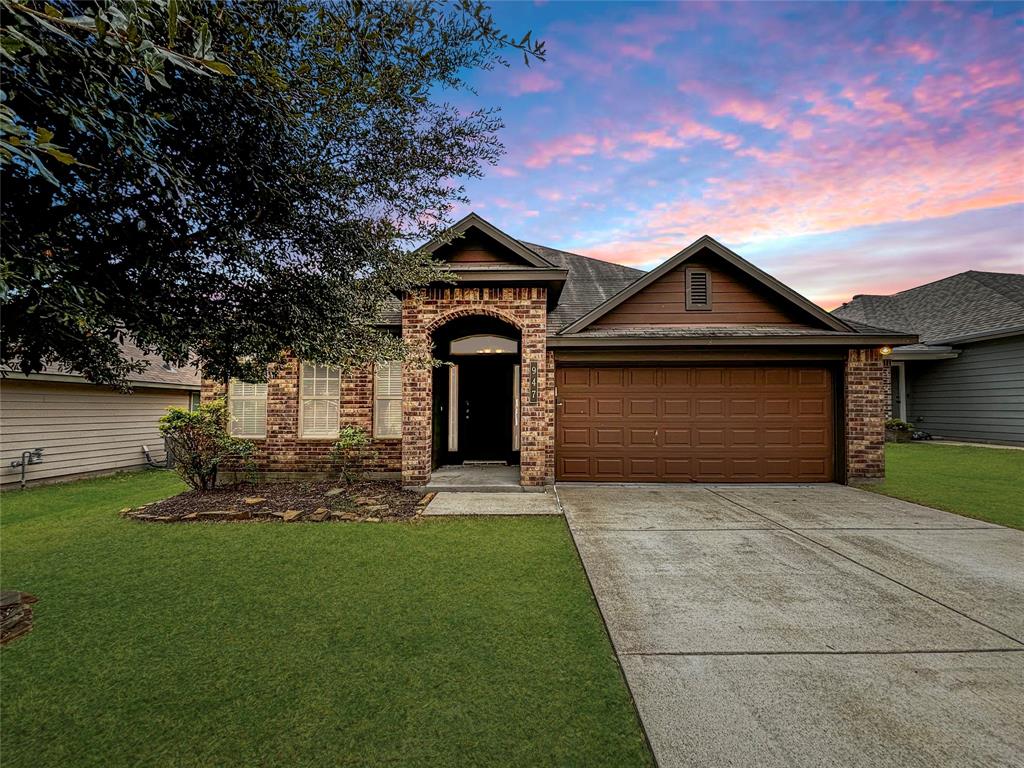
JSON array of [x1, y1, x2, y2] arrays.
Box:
[[833, 271, 1024, 345], [4, 339, 201, 389]]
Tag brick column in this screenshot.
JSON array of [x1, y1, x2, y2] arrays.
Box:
[[845, 348, 888, 481], [400, 286, 550, 487]]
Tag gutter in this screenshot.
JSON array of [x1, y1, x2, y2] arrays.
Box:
[[546, 333, 919, 348]]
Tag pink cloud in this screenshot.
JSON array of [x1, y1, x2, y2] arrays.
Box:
[[507, 69, 563, 96], [886, 39, 938, 63], [523, 133, 600, 168]]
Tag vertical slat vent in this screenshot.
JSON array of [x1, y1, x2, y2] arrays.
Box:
[[685, 268, 712, 310]]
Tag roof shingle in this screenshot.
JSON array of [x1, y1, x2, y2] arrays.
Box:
[[833, 271, 1024, 345]]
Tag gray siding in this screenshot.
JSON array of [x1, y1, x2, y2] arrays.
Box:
[[0, 379, 192, 486], [905, 335, 1024, 444]]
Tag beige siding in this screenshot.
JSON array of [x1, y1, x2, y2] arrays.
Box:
[[0, 380, 192, 487]]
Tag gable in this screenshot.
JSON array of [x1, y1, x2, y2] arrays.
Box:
[[419, 213, 553, 269], [433, 228, 536, 267], [594, 253, 817, 327], [560, 236, 851, 334]]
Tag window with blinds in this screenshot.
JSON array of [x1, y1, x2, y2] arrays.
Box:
[[300, 363, 341, 438], [373, 361, 402, 438], [228, 380, 268, 438], [685, 267, 712, 310]]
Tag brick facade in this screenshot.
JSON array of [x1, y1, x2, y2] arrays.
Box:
[[201, 352, 401, 477], [844, 348, 888, 481], [400, 286, 553, 487], [200, 330, 889, 487]]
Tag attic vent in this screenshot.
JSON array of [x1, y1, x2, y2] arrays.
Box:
[[685, 268, 712, 310]]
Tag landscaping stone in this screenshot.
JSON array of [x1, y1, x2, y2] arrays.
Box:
[[282, 510, 302, 522], [197, 509, 248, 521], [331, 511, 359, 521], [243, 497, 268, 505], [309, 507, 330, 522], [365, 517, 381, 523], [182, 513, 199, 521], [324, 488, 345, 497], [0, 591, 38, 646]]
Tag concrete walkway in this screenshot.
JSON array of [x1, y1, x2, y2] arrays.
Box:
[[423, 491, 559, 515], [558, 484, 1024, 768]]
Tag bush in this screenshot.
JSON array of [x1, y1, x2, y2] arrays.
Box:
[[331, 426, 373, 484], [885, 418, 915, 432], [159, 399, 255, 491]]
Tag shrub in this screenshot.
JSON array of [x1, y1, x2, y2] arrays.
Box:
[[885, 418, 915, 432], [159, 399, 255, 491], [331, 426, 373, 484]]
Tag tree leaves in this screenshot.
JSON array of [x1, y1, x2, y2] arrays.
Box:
[[2, 0, 547, 386]]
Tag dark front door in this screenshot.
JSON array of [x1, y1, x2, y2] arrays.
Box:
[[459, 357, 514, 461]]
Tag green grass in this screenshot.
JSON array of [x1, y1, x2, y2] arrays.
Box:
[[0, 471, 652, 768], [866, 443, 1024, 529]]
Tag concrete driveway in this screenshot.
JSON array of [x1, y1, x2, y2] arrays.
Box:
[[558, 484, 1024, 768]]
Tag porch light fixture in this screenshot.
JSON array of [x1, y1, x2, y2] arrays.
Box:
[[879, 346, 893, 356], [450, 335, 518, 355]]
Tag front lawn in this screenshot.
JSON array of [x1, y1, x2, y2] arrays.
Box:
[[867, 443, 1024, 530], [0, 471, 652, 768]]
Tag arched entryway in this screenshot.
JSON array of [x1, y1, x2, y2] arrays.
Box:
[[430, 315, 522, 469]]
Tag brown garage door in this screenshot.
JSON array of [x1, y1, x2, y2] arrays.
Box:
[[555, 366, 834, 482]]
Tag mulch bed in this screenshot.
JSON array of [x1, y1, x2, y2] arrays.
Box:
[[1, 591, 38, 646], [123, 481, 432, 524]]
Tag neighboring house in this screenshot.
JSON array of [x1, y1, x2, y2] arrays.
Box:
[[834, 271, 1024, 446], [202, 213, 914, 487], [0, 341, 200, 487]]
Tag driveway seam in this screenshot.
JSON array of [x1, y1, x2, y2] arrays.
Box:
[[621, 648, 1024, 657], [707, 489, 1024, 648]]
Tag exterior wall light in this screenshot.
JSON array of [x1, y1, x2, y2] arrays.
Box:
[[879, 346, 893, 356]]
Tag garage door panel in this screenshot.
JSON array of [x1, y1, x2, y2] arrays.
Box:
[[562, 397, 590, 416], [555, 365, 834, 482], [628, 399, 658, 417], [628, 428, 658, 446], [696, 399, 724, 416], [560, 427, 590, 447], [663, 398, 691, 417]]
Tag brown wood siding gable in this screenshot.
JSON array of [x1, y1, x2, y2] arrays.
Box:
[[594, 258, 816, 327], [436, 230, 530, 265]]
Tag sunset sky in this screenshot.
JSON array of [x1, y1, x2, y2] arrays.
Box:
[[454, 1, 1024, 308]]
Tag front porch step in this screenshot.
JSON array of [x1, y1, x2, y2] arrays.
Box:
[[414, 464, 544, 494], [418, 483, 529, 494]]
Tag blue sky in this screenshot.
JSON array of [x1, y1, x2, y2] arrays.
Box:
[[448, 1, 1024, 307]]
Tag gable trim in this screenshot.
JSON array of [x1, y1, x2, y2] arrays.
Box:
[[559, 235, 854, 334], [418, 213, 554, 268]]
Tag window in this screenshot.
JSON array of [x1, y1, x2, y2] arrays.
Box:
[[189, 392, 201, 411], [685, 267, 712, 310], [228, 379, 267, 437], [300, 363, 341, 438], [373, 361, 402, 438]]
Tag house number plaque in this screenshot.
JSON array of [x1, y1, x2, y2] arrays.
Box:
[[528, 362, 539, 404]]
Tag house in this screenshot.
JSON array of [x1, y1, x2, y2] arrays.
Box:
[[834, 271, 1024, 446], [0, 341, 201, 487], [201, 213, 915, 487]]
